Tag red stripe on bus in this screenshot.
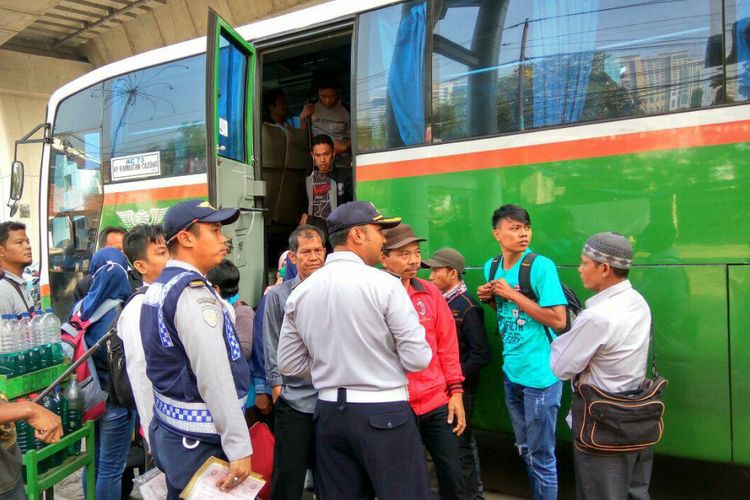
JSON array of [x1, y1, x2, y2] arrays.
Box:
[[356, 119, 750, 181], [103, 183, 208, 205]]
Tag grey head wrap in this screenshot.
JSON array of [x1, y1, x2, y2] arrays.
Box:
[[583, 232, 633, 269]]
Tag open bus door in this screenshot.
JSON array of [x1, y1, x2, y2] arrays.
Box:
[[206, 9, 266, 305]]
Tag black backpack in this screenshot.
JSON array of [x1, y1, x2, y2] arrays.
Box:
[[488, 252, 583, 338], [106, 287, 147, 411]]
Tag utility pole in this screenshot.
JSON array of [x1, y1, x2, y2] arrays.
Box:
[[517, 18, 529, 130]]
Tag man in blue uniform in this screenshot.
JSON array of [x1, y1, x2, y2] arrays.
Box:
[[139, 200, 252, 499]]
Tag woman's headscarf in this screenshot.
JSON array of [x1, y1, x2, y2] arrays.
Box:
[[80, 247, 133, 321]]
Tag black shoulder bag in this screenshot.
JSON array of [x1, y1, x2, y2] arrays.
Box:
[[571, 322, 668, 454]]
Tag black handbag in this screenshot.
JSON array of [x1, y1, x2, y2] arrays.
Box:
[[571, 322, 668, 453]]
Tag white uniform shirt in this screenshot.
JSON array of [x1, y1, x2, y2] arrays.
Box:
[[137, 260, 250, 460], [550, 279, 651, 394], [116, 291, 153, 446], [277, 251, 431, 391]]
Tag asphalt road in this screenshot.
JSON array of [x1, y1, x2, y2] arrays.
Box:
[[52, 430, 750, 499]]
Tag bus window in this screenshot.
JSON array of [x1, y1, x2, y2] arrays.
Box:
[[100, 54, 207, 181], [217, 34, 249, 162], [356, 0, 428, 152], [49, 84, 104, 275], [727, 0, 750, 101], [431, 0, 723, 142]]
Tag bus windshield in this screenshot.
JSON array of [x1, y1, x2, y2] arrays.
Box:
[[47, 53, 208, 316]]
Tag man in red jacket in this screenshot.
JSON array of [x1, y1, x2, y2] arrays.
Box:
[[382, 223, 467, 500]]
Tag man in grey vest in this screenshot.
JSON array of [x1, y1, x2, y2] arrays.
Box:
[[264, 224, 326, 499], [0, 221, 34, 315]]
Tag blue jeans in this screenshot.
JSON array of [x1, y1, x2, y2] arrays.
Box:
[[83, 404, 134, 500], [504, 378, 562, 500]]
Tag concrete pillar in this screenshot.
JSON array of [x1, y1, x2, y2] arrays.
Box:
[[0, 49, 90, 253]]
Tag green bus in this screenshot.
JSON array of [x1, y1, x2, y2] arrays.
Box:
[[10, 0, 750, 464]]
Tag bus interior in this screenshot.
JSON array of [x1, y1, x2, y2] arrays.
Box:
[[258, 30, 352, 271]]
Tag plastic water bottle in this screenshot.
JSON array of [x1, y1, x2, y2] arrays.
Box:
[[43, 309, 64, 366], [7, 315, 27, 376], [63, 375, 83, 456], [29, 310, 49, 370], [55, 386, 69, 460], [47, 387, 66, 466], [0, 315, 13, 377], [19, 312, 40, 373], [15, 398, 35, 455]]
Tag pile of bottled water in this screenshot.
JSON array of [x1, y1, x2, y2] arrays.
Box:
[[0, 309, 63, 377], [16, 376, 85, 469]]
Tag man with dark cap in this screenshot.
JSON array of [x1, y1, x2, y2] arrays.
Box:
[[550, 232, 652, 499], [381, 225, 466, 500], [277, 201, 433, 500], [139, 200, 252, 499], [424, 247, 491, 499]]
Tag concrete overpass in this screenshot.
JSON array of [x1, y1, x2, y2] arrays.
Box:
[[0, 0, 319, 241]]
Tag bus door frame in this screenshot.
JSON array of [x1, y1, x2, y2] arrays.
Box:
[[206, 8, 266, 305]]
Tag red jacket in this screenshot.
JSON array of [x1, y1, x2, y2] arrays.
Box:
[[406, 278, 464, 416]]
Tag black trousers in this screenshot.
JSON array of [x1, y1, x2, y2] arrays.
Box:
[[418, 403, 467, 500], [314, 394, 431, 500], [459, 393, 484, 499], [270, 399, 315, 500], [573, 446, 653, 500]]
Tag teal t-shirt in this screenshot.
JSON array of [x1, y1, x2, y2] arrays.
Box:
[[483, 248, 566, 388]]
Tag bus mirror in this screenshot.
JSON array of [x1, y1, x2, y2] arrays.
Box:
[[7, 161, 24, 217], [9, 161, 24, 201]]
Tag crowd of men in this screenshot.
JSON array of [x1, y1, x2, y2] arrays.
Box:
[[0, 190, 654, 500], [0, 80, 653, 500]]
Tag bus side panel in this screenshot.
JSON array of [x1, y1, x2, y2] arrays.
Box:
[[358, 138, 744, 462], [729, 266, 750, 465], [358, 141, 750, 268], [629, 265, 730, 462], [462, 265, 731, 463]]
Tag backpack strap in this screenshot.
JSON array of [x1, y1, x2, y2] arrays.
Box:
[[488, 255, 502, 281], [2, 274, 33, 313], [517, 252, 538, 301], [85, 298, 123, 324], [515, 252, 557, 344]]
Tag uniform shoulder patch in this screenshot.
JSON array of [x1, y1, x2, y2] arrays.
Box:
[[201, 306, 219, 328], [189, 279, 206, 288]]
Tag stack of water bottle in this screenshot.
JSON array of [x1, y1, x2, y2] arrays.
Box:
[[16, 376, 85, 472], [0, 309, 64, 377]]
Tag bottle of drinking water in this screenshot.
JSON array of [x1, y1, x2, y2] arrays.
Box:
[[0, 315, 14, 377], [43, 309, 64, 366], [6, 315, 27, 376], [19, 312, 40, 373], [29, 310, 49, 370]]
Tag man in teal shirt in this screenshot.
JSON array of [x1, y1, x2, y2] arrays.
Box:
[[477, 204, 566, 500]]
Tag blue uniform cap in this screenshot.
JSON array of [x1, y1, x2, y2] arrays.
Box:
[[164, 199, 240, 241], [326, 200, 401, 235]]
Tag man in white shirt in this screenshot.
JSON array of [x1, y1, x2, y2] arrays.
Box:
[[116, 224, 169, 447], [278, 200, 433, 500], [550, 232, 652, 500]]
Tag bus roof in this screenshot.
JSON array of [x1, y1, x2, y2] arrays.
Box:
[[47, 0, 397, 120]]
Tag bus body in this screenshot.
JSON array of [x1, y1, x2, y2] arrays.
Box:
[[33, 0, 750, 464]]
